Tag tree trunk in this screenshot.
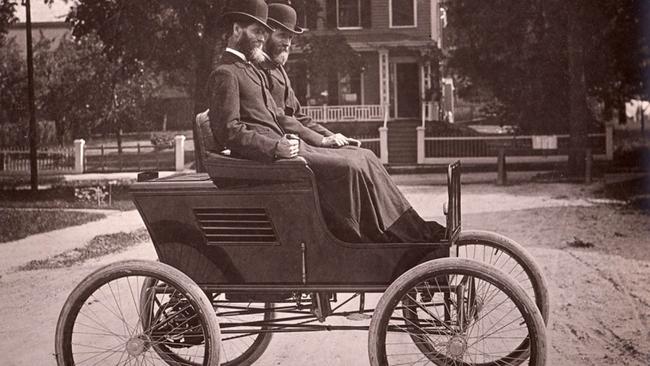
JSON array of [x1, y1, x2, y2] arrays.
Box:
[[566, 2, 589, 176]]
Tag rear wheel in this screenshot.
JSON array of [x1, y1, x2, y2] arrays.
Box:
[[210, 294, 274, 366], [55, 260, 220, 366], [141, 285, 273, 366], [369, 258, 547, 366]]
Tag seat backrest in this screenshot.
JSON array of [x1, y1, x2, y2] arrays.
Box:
[[195, 110, 223, 171]]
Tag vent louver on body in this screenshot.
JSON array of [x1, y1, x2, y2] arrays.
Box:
[[194, 208, 278, 245]]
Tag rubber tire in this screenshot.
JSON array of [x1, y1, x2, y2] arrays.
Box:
[[369, 258, 547, 366], [55, 260, 221, 366], [457, 230, 550, 324]]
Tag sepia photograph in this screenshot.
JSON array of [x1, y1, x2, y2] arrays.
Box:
[[0, 0, 648, 365]]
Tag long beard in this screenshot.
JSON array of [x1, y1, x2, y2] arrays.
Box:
[[236, 33, 265, 63], [273, 51, 289, 65]]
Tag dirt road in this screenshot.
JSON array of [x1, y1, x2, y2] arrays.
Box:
[[0, 182, 648, 365]]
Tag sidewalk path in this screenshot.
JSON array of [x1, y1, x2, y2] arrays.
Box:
[[0, 209, 144, 275]]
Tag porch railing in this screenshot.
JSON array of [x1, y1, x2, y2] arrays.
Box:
[[302, 104, 386, 123]]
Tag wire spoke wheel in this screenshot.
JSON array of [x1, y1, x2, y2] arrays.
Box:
[[456, 230, 550, 325], [211, 295, 274, 366], [55, 260, 220, 366], [369, 258, 547, 366]]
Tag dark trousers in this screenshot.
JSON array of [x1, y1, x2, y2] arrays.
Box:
[[299, 144, 445, 244]]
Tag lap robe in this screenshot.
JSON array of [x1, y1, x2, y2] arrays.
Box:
[[297, 144, 445, 243]]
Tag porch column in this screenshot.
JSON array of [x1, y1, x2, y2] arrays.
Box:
[[420, 60, 433, 121], [378, 49, 390, 112]]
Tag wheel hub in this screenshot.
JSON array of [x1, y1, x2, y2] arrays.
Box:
[[126, 337, 147, 357], [447, 336, 467, 359]]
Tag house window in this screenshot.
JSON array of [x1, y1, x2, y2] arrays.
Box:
[[337, 0, 361, 29], [339, 73, 362, 105], [390, 0, 416, 27]]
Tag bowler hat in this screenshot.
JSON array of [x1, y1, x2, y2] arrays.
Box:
[[267, 3, 304, 34], [223, 0, 274, 32]]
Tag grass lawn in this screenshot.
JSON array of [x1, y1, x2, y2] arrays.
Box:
[[0, 209, 106, 243]]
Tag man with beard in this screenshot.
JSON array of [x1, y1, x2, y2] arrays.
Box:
[[259, 3, 354, 148], [209, 0, 445, 243]]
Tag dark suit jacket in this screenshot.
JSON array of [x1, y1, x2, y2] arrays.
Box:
[[259, 58, 334, 137], [208, 52, 324, 162]]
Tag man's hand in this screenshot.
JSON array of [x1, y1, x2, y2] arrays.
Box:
[[347, 138, 361, 147], [274, 134, 300, 159], [321, 133, 351, 147]]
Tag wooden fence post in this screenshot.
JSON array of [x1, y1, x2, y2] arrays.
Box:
[[605, 124, 614, 160], [74, 139, 85, 173], [175, 135, 186, 171], [585, 148, 593, 184], [497, 148, 507, 185]]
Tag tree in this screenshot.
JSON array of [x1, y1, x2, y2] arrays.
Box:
[[36, 34, 158, 145], [446, 0, 650, 173], [52, 0, 228, 113], [301, 33, 364, 104], [0, 37, 27, 125], [0, 0, 17, 44]]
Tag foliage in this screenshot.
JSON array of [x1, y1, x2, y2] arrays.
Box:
[[52, 0, 229, 111], [446, 0, 650, 134], [74, 185, 109, 205], [301, 33, 365, 84], [0, 0, 17, 43], [150, 132, 175, 150], [54, 0, 352, 112], [0, 29, 159, 145], [36, 34, 159, 143], [0, 37, 27, 125]]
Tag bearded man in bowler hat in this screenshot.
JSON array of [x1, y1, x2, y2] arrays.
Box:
[[259, 2, 354, 148], [209, 0, 445, 243]]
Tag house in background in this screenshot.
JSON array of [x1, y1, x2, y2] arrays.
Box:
[[285, 0, 450, 164], [288, 0, 448, 122]]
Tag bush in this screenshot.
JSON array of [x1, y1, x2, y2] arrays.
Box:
[[150, 132, 175, 151]]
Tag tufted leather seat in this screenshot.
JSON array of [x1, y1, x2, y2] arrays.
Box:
[[194, 110, 311, 181]]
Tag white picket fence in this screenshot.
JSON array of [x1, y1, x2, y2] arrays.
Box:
[[416, 125, 614, 164], [0, 147, 75, 172]]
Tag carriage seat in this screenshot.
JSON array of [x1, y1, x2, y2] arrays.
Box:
[[195, 110, 312, 181]]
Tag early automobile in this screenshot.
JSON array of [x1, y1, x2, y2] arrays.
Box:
[[54, 117, 549, 365]]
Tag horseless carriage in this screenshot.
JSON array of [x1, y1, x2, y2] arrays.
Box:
[[55, 118, 550, 365]]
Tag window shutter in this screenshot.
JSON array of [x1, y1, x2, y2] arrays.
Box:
[[361, 0, 371, 28], [326, 0, 337, 29]]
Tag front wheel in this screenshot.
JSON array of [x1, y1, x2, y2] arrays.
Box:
[[369, 258, 547, 366], [55, 260, 220, 366], [456, 230, 549, 324]]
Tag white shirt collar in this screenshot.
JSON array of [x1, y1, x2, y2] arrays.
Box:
[[226, 47, 247, 62]]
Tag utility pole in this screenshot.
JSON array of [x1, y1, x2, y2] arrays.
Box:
[[23, 0, 38, 191]]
